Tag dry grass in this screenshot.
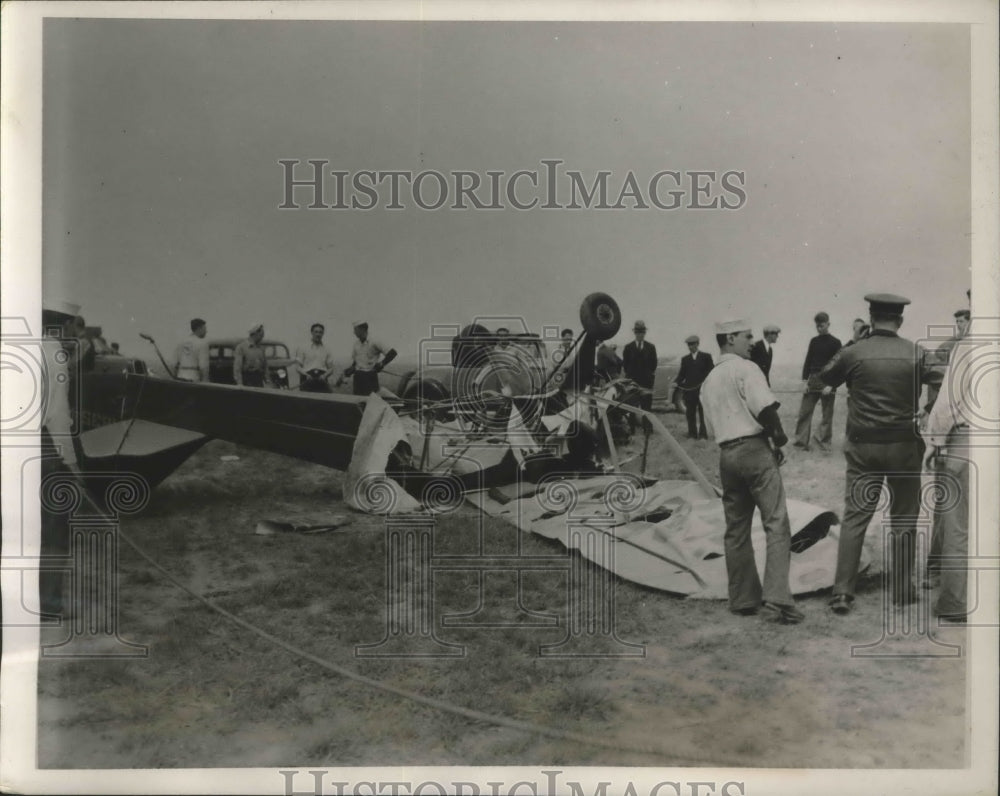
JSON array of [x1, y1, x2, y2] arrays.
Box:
[[36, 368, 967, 769]]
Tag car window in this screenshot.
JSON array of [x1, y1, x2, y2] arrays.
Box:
[[265, 344, 290, 359]]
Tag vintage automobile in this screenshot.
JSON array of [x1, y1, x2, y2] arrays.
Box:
[[207, 337, 297, 388]]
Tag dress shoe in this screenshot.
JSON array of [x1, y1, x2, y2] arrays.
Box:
[[936, 613, 967, 625], [828, 594, 854, 615], [792, 441, 810, 451], [731, 606, 759, 616], [761, 601, 805, 624]]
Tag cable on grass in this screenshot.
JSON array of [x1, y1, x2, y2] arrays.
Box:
[[116, 526, 756, 767]]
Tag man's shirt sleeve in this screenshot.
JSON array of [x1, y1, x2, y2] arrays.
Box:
[[819, 347, 848, 388], [741, 361, 778, 418]]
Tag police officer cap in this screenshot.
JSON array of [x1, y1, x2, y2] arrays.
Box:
[[763, 324, 781, 334], [190, 317, 206, 332], [714, 318, 751, 334], [249, 323, 264, 335], [864, 293, 911, 314], [633, 320, 647, 332], [685, 334, 699, 344]]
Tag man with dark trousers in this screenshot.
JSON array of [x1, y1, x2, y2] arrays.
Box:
[[750, 324, 780, 385], [820, 294, 940, 615], [338, 320, 397, 396], [794, 312, 842, 452], [674, 334, 714, 438], [622, 320, 657, 432]]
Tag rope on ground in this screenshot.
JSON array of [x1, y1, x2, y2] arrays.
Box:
[[116, 526, 756, 767]]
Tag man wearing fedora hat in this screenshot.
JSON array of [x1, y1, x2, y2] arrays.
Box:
[[622, 320, 658, 433], [674, 334, 714, 439], [700, 318, 802, 624], [819, 293, 941, 614]]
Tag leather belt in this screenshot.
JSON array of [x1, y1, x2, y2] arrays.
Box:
[[719, 433, 765, 449]]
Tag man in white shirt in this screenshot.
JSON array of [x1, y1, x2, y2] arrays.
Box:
[[700, 318, 802, 624], [174, 318, 209, 382], [295, 323, 336, 392], [924, 325, 974, 622], [338, 320, 397, 396]]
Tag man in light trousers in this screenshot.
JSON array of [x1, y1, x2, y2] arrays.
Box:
[[701, 319, 803, 624]]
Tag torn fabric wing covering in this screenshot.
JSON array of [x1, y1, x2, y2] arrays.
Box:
[[344, 393, 421, 514], [353, 396, 866, 598]]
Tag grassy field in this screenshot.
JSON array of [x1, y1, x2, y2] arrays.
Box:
[[37, 367, 968, 769]]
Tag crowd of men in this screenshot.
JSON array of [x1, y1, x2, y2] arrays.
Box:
[[172, 318, 397, 396], [617, 291, 973, 625], [39, 289, 975, 627]]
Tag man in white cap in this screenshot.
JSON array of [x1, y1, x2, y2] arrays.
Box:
[[700, 319, 802, 624], [234, 324, 269, 387], [622, 320, 657, 433], [339, 320, 397, 396], [174, 318, 209, 382], [750, 324, 781, 385], [819, 293, 941, 614]]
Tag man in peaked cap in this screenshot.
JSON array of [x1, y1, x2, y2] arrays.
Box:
[[622, 320, 658, 433], [700, 319, 803, 624], [819, 293, 942, 615], [794, 311, 842, 452], [234, 323, 269, 387], [674, 334, 714, 439], [750, 324, 781, 386]]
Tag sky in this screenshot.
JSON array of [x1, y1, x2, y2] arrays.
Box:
[[42, 18, 972, 367]]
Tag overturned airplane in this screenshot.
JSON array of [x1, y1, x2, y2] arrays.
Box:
[[51, 292, 867, 599]]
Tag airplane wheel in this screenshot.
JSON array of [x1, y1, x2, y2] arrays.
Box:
[[579, 292, 621, 341]]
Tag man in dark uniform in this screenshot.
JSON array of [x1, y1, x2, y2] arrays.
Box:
[[749, 324, 780, 385], [674, 334, 714, 438], [621, 320, 657, 432], [794, 311, 842, 452], [820, 294, 941, 614]]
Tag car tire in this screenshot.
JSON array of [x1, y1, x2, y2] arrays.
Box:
[[579, 292, 621, 341]]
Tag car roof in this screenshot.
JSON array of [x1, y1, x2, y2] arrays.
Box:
[[208, 338, 289, 347]]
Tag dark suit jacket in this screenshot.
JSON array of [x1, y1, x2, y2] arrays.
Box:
[[676, 351, 714, 391], [750, 340, 774, 384], [622, 340, 657, 388]]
